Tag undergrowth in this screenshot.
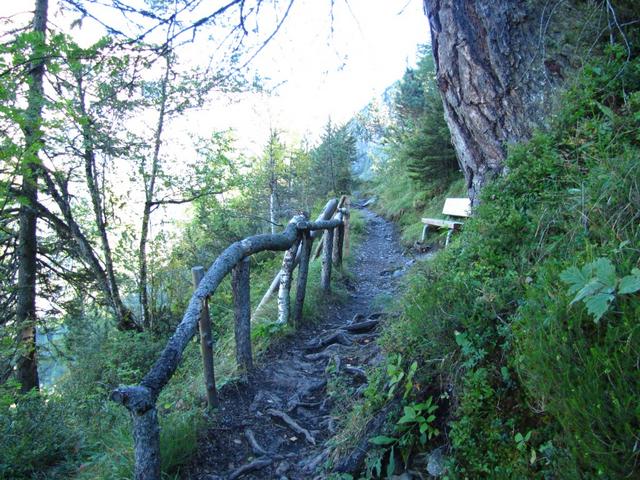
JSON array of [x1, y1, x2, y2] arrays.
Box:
[[354, 45, 640, 479], [0, 204, 364, 479]]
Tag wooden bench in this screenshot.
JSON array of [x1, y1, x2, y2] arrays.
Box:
[[420, 197, 471, 246]]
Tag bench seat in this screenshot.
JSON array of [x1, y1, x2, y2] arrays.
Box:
[[419, 198, 471, 246], [420, 218, 463, 229]]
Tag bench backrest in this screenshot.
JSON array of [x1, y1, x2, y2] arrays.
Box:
[[442, 197, 471, 218]]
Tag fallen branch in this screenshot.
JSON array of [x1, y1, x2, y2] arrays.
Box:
[[267, 409, 316, 445], [244, 428, 268, 456], [228, 457, 272, 480]]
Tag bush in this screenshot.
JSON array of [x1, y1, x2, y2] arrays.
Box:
[[379, 45, 640, 478], [0, 390, 79, 479]]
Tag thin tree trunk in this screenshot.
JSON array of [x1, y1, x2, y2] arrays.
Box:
[[268, 129, 278, 235], [293, 230, 311, 328], [139, 55, 171, 330], [76, 75, 135, 331], [321, 228, 333, 292], [15, 0, 49, 392], [278, 239, 299, 324]]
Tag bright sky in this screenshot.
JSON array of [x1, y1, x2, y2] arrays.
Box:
[[2, 0, 430, 150], [243, 0, 430, 143]]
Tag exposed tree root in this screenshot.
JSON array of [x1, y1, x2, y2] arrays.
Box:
[[267, 408, 316, 445], [228, 457, 272, 480], [244, 428, 268, 456]]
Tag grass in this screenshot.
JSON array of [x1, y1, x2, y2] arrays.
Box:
[[361, 46, 640, 478]]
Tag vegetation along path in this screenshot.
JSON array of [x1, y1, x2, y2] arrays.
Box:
[[184, 206, 409, 479]]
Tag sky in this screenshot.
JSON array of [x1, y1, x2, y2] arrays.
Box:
[[2, 0, 430, 153]]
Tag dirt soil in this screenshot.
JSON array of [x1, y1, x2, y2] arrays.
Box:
[[183, 207, 409, 480]]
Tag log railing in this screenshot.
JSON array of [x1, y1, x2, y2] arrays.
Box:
[[111, 196, 349, 480]]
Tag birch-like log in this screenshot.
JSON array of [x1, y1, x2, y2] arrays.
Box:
[[192, 266, 218, 409], [232, 257, 252, 373], [254, 199, 338, 314], [278, 238, 300, 324]]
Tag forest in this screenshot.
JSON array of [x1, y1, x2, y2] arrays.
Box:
[[1, 0, 639, 479]]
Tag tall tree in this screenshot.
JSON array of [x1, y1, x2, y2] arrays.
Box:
[[15, 0, 49, 392], [422, 0, 637, 203]]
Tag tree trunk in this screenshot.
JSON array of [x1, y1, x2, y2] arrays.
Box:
[[76, 74, 135, 331], [321, 228, 333, 292], [423, 0, 571, 204], [139, 55, 171, 330], [16, 0, 49, 392], [232, 258, 252, 373]]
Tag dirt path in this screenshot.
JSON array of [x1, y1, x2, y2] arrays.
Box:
[[183, 207, 408, 480]]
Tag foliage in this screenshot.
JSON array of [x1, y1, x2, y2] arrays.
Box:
[[560, 258, 640, 321], [0, 390, 79, 479], [378, 45, 640, 478], [385, 45, 458, 188], [311, 119, 357, 197]]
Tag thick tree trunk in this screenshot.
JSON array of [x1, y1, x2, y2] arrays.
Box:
[[423, 0, 570, 203], [16, 0, 49, 392]]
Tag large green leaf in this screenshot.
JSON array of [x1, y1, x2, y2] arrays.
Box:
[[618, 268, 640, 295]]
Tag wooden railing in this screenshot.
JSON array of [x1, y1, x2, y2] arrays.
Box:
[[111, 196, 350, 480]]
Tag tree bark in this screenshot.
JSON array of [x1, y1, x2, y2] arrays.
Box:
[[191, 266, 218, 409], [15, 0, 49, 392], [332, 212, 344, 267], [232, 258, 252, 373], [293, 230, 311, 328], [423, 0, 570, 204], [278, 238, 299, 324], [321, 228, 334, 292]]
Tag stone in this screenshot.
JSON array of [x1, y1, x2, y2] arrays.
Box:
[[427, 446, 447, 477]]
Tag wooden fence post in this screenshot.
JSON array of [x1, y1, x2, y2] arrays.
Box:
[[321, 228, 334, 292], [191, 266, 219, 409], [343, 198, 350, 258], [332, 211, 344, 267], [293, 230, 312, 327], [278, 238, 300, 324], [132, 406, 160, 480], [232, 257, 252, 374]]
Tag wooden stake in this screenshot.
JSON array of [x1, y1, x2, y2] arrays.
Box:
[[332, 211, 344, 267], [254, 199, 338, 315], [321, 228, 334, 292], [293, 230, 312, 327], [278, 239, 299, 324], [232, 258, 252, 373], [191, 266, 219, 409], [343, 197, 350, 258]]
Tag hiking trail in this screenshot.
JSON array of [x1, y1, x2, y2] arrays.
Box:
[[183, 206, 412, 479]]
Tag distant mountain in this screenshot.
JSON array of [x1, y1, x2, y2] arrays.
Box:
[[348, 85, 396, 181]]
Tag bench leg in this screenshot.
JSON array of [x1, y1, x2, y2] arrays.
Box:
[[445, 229, 454, 247], [421, 224, 429, 243]]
